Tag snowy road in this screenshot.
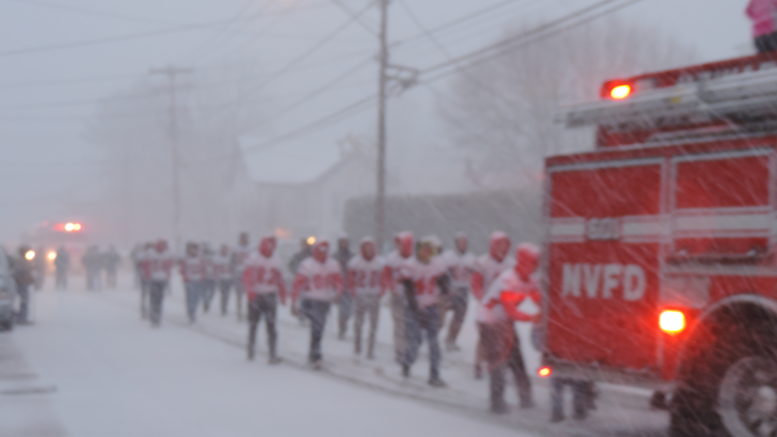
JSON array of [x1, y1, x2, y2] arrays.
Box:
[[3, 282, 671, 437]]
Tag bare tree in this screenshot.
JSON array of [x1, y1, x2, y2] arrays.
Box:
[[439, 19, 695, 190], [83, 63, 270, 245]]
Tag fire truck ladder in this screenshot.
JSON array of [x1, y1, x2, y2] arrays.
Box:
[[563, 67, 777, 129]]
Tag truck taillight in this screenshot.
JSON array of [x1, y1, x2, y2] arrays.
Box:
[[659, 310, 686, 335], [538, 366, 553, 378]]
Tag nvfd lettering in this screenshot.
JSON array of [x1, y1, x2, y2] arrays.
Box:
[[561, 263, 646, 301]]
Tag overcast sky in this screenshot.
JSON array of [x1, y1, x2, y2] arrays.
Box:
[[0, 0, 753, 242]]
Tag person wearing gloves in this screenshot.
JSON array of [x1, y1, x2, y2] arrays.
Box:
[[179, 242, 207, 323], [242, 236, 286, 364], [383, 232, 415, 364], [399, 237, 450, 387], [212, 244, 234, 316], [441, 233, 476, 351], [144, 240, 175, 327], [479, 243, 541, 414], [471, 231, 513, 379], [292, 240, 343, 368], [347, 237, 385, 359]]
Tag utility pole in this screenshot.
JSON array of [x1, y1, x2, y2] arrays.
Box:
[[375, 0, 389, 248], [149, 66, 192, 254]]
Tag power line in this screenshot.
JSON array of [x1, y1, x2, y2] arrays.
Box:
[[330, 0, 379, 37], [420, 0, 644, 82], [237, 0, 377, 101], [182, 0, 275, 65], [0, 20, 241, 58], [392, 0, 520, 49], [2, 0, 182, 24], [242, 94, 377, 153], [235, 0, 646, 155]]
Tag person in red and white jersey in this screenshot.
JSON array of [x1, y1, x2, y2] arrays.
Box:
[[441, 233, 476, 351], [383, 232, 415, 364], [136, 241, 154, 319], [471, 231, 512, 379], [291, 240, 343, 367], [179, 242, 208, 323], [398, 237, 450, 387], [231, 232, 251, 321], [212, 244, 234, 316], [200, 243, 217, 313], [478, 243, 540, 414], [242, 236, 286, 364], [144, 239, 175, 327], [347, 238, 385, 359]]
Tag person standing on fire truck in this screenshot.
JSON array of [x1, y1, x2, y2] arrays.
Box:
[[471, 231, 513, 379], [213, 244, 234, 316], [398, 237, 449, 387], [180, 242, 207, 323], [292, 240, 343, 368], [242, 236, 286, 364], [384, 232, 415, 364], [479, 243, 540, 413], [232, 232, 251, 321], [747, 0, 777, 53], [348, 237, 385, 359], [442, 233, 475, 352], [145, 240, 174, 327]]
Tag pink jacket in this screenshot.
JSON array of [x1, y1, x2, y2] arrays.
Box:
[[747, 0, 777, 37]]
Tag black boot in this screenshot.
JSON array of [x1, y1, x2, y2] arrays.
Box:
[[428, 369, 446, 388]]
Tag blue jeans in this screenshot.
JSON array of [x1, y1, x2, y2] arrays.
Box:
[[184, 281, 203, 322], [403, 305, 441, 375], [302, 299, 331, 362]]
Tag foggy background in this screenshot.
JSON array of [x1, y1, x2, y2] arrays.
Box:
[[0, 0, 753, 249]]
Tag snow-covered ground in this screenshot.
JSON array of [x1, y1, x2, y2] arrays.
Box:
[[1, 277, 671, 437]]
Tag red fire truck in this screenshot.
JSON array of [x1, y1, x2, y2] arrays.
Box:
[[543, 53, 777, 436]]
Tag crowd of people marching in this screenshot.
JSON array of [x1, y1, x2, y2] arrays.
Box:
[[130, 231, 592, 423]]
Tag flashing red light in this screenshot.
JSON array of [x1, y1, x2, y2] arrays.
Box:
[[602, 80, 635, 100], [58, 222, 84, 233], [609, 84, 632, 100], [659, 310, 687, 335], [538, 366, 553, 378]]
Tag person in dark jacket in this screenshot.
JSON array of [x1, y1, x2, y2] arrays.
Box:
[[11, 246, 34, 324], [54, 246, 70, 290]]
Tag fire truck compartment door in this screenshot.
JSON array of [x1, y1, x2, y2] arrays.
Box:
[[547, 159, 663, 372], [671, 149, 774, 257]]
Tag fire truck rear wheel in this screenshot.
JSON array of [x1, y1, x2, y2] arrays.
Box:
[[718, 356, 777, 437], [671, 315, 777, 437]]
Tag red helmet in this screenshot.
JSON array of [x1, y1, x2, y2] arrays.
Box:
[[489, 231, 511, 262], [514, 243, 540, 278], [259, 236, 277, 258], [312, 240, 330, 263], [397, 231, 414, 258], [360, 238, 376, 261]]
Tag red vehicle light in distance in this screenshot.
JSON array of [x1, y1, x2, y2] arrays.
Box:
[[55, 222, 84, 233], [537, 366, 553, 378], [659, 310, 687, 335], [601, 80, 635, 100]]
